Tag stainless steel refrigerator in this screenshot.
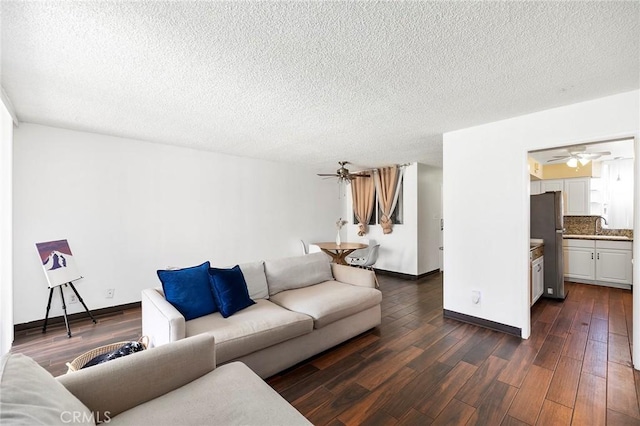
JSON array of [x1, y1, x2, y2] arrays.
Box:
[[531, 191, 565, 300]]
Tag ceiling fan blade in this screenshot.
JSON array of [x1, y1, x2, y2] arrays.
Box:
[[547, 158, 569, 163], [349, 174, 371, 178], [317, 173, 339, 177]]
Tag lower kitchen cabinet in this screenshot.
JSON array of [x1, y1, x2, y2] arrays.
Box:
[[563, 239, 633, 287], [531, 256, 544, 305], [595, 245, 633, 285]]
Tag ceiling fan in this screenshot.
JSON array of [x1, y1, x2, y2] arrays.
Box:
[[317, 161, 370, 183], [547, 146, 611, 167]]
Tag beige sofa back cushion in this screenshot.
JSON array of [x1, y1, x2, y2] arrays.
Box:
[[265, 252, 333, 296], [0, 352, 94, 425]]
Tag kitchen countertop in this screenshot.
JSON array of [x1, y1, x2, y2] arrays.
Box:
[[563, 234, 633, 241], [530, 239, 544, 260]]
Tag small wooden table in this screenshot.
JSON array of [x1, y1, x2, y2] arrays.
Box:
[[314, 242, 368, 265]]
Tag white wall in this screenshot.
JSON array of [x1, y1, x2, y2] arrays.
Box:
[[13, 124, 341, 324], [418, 163, 442, 275], [344, 163, 442, 276], [443, 90, 639, 340], [0, 101, 14, 354]]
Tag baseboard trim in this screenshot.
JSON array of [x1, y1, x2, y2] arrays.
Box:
[[375, 268, 441, 281], [14, 302, 141, 334], [443, 309, 521, 337]]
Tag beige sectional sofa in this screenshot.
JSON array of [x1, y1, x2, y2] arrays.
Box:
[[142, 252, 382, 378], [1, 334, 311, 425]]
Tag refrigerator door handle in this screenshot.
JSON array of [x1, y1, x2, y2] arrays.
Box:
[[591, 252, 594, 260]]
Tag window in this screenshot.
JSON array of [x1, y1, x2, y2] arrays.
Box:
[[352, 177, 403, 225]]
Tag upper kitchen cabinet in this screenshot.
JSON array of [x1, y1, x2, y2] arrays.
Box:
[[530, 180, 541, 195], [540, 179, 563, 193], [538, 178, 590, 215], [564, 178, 590, 215]]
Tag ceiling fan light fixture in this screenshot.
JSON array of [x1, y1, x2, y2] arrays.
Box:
[[579, 158, 590, 166], [566, 158, 578, 168]]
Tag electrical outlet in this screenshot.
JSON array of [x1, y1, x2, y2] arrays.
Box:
[[471, 290, 481, 304], [547, 288, 553, 294], [69, 294, 78, 304], [105, 288, 115, 299]]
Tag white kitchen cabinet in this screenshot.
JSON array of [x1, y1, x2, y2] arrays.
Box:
[[530, 181, 542, 195], [531, 256, 544, 305], [563, 239, 596, 281], [537, 178, 591, 215], [563, 239, 633, 287], [540, 179, 563, 193], [564, 178, 590, 215], [595, 240, 633, 285]]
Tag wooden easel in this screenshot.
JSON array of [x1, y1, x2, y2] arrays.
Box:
[[42, 282, 96, 338]]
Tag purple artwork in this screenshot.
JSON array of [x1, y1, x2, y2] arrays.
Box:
[[35, 239, 82, 287]]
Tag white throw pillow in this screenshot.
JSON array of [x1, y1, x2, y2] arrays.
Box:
[[0, 352, 94, 425], [238, 261, 269, 300], [265, 252, 333, 296]]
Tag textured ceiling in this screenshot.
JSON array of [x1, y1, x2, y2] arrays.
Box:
[[1, 1, 639, 171]]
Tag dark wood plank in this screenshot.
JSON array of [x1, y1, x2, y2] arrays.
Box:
[[589, 318, 609, 343], [497, 344, 538, 388], [571, 310, 591, 334], [607, 362, 640, 420], [464, 380, 518, 426], [431, 398, 475, 426], [311, 332, 379, 370], [306, 382, 370, 426], [397, 409, 434, 426], [607, 409, 640, 426], [536, 399, 572, 425], [456, 355, 508, 407], [507, 365, 553, 424], [355, 345, 423, 390], [532, 333, 565, 371], [415, 361, 477, 419], [561, 330, 588, 361], [608, 332, 632, 368], [546, 356, 582, 408], [573, 372, 607, 426], [583, 339, 608, 378], [337, 367, 416, 425]]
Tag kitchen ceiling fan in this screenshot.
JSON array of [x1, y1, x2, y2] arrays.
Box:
[[547, 146, 611, 167], [317, 161, 370, 184]]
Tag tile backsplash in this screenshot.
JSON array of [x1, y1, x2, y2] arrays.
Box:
[[563, 216, 633, 238]]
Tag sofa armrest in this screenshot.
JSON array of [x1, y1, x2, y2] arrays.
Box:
[[142, 287, 186, 347], [331, 264, 376, 288], [57, 334, 216, 419]]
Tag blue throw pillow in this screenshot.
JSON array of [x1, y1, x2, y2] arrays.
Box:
[[208, 265, 255, 318], [157, 261, 217, 321]]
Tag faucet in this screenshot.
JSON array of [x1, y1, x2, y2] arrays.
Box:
[[595, 216, 608, 234]]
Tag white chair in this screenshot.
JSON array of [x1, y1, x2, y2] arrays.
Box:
[[300, 240, 321, 255], [346, 239, 375, 263], [308, 244, 322, 253], [347, 244, 380, 287]]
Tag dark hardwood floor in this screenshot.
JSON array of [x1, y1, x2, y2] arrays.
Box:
[[11, 273, 640, 425]]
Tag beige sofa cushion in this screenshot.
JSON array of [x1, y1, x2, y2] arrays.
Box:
[[265, 252, 333, 296], [108, 362, 310, 425], [0, 352, 94, 425], [270, 281, 383, 329], [185, 299, 313, 363]]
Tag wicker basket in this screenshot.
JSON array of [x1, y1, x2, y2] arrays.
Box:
[[66, 336, 149, 373]]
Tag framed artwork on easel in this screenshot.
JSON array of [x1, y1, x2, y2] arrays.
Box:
[[35, 239, 82, 288], [35, 239, 96, 337]]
